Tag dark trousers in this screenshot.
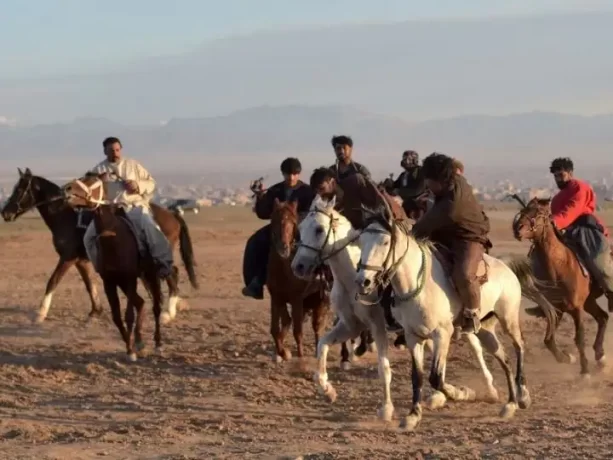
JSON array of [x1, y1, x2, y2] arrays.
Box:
[[242, 224, 271, 286]]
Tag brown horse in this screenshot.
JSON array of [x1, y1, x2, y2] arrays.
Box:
[[512, 196, 609, 376], [267, 198, 331, 362], [0, 168, 197, 324], [62, 173, 173, 360]]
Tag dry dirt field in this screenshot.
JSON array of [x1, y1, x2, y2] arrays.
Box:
[[1, 206, 613, 459]]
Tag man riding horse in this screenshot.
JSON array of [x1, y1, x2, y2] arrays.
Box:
[[84, 137, 174, 280], [386, 150, 428, 220], [411, 152, 491, 335], [310, 135, 409, 332], [548, 157, 613, 309], [242, 157, 315, 299]]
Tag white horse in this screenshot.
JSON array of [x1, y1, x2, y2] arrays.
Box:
[[355, 212, 539, 431], [290, 196, 395, 421]]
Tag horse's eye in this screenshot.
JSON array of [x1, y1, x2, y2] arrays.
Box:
[[315, 226, 324, 236]]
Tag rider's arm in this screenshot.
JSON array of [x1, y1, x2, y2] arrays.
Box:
[[133, 162, 156, 195], [411, 198, 454, 239], [254, 185, 278, 220], [357, 163, 372, 180], [551, 181, 588, 230]]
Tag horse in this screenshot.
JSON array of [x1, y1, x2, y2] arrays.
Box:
[[0, 168, 198, 324], [267, 198, 330, 362], [354, 207, 540, 431], [62, 173, 170, 360], [268, 198, 372, 368], [290, 195, 395, 422], [511, 195, 609, 376]]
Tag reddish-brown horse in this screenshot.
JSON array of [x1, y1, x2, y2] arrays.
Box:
[[0, 167, 197, 324], [268, 198, 331, 362], [512, 196, 609, 376], [63, 173, 174, 360]]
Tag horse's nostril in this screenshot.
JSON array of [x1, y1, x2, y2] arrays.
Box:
[[296, 263, 304, 273], [363, 279, 371, 287]]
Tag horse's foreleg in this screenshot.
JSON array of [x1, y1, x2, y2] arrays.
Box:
[[544, 308, 574, 364], [149, 276, 164, 351], [369, 315, 394, 422], [399, 336, 425, 432], [290, 301, 305, 358], [476, 321, 519, 419], [584, 296, 608, 367], [36, 258, 75, 323], [315, 319, 359, 403], [271, 297, 292, 362], [497, 310, 531, 410], [427, 327, 476, 410], [75, 259, 103, 319], [103, 279, 132, 360]]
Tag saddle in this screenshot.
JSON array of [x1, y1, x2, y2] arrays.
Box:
[[432, 243, 489, 287]]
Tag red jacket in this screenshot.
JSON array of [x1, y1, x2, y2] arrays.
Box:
[[551, 178, 608, 237]]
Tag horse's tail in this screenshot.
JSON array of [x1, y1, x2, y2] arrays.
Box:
[[173, 210, 199, 290], [503, 255, 559, 341]]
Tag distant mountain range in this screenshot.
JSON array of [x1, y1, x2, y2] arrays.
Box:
[[1, 106, 612, 181]]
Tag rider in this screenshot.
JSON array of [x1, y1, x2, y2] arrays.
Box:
[[412, 152, 491, 334], [391, 150, 427, 219], [452, 158, 464, 175], [549, 157, 613, 308], [84, 137, 174, 279], [330, 135, 371, 181], [242, 157, 315, 299]]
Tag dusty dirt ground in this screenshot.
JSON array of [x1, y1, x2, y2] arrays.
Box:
[[1, 206, 613, 459]]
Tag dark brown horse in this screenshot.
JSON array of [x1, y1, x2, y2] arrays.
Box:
[[268, 198, 331, 362], [512, 196, 609, 376], [62, 173, 172, 359], [1, 168, 197, 324]]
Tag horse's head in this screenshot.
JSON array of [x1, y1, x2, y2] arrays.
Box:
[[62, 173, 107, 209], [291, 195, 339, 279], [270, 198, 299, 259], [2, 168, 61, 222], [355, 206, 395, 295], [513, 197, 552, 241]]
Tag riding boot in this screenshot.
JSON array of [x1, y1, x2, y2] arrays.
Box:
[[381, 286, 403, 332], [607, 292, 613, 313], [242, 277, 264, 300]]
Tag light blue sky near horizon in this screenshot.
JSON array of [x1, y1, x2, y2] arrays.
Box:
[[1, 0, 612, 79]]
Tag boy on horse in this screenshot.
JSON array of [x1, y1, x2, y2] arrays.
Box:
[[387, 150, 428, 220], [549, 157, 613, 309], [83, 137, 174, 280], [412, 152, 491, 334], [242, 157, 315, 299]]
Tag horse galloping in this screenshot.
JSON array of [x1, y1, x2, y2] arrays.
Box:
[[512, 195, 609, 376], [62, 173, 171, 360], [291, 196, 395, 422], [0, 168, 197, 324], [355, 207, 539, 431]]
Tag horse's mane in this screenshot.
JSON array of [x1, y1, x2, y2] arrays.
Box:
[[32, 175, 61, 193]]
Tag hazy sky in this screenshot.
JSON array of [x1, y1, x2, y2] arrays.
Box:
[[2, 0, 611, 79]]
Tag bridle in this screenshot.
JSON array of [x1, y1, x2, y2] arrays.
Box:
[[297, 209, 361, 265], [5, 175, 63, 217], [356, 216, 426, 305], [65, 177, 111, 209]]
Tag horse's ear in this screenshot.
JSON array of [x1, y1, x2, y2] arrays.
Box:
[[24, 167, 32, 176], [17, 167, 23, 177]]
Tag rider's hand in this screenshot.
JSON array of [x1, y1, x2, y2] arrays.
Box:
[[124, 180, 139, 194], [250, 179, 264, 194], [99, 172, 111, 181]]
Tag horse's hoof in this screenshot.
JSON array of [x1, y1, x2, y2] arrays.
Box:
[[160, 312, 172, 325], [281, 349, 292, 361], [394, 344, 406, 351], [367, 342, 378, 354], [399, 414, 421, 432], [377, 404, 394, 422], [499, 402, 517, 419], [484, 387, 500, 404], [567, 353, 577, 364], [33, 314, 46, 325], [340, 361, 351, 371], [461, 386, 477, 402], [274, 354, 284, 364], [580, 373, 591, 381], [127, 353, 137, 362], [135, 341, 146, 352], [518, 386, 531, 410], [426, 391, 446, 410], [596, 355, 607, 369], [155, 346, 164, 356], [323, 386, 337, 403]]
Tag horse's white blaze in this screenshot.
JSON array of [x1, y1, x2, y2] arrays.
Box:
[[358, 219, 527, 428], [36, 292, 54, 322], [292, 196, 393, 419]]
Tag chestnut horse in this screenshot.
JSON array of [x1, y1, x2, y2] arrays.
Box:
[[267, 198, 331, 362], [62, 173, 175, 359], [0, 168, 197, 324], [511, 196, 609, 376]]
